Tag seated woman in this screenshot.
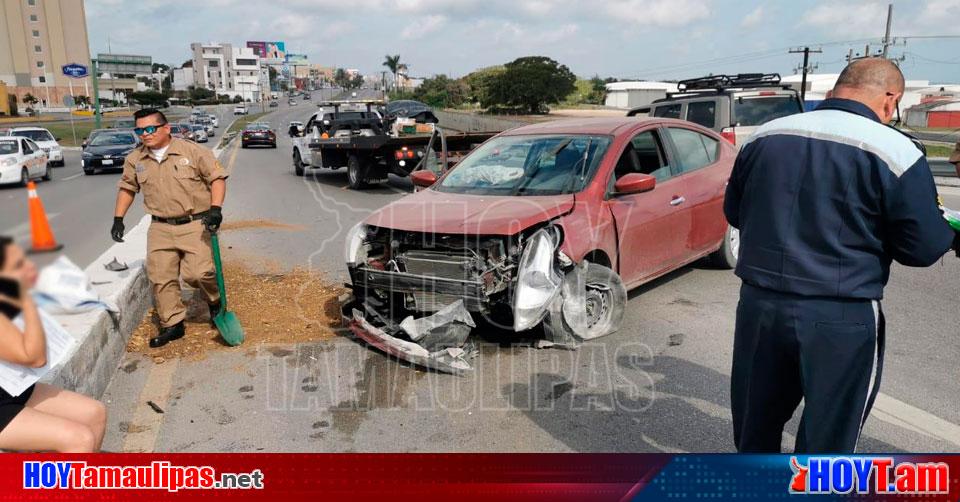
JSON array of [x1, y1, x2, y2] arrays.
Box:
[[0, 236, 107, 452]]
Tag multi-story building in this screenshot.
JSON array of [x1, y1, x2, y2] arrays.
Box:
[[190, 42, 262, 102], [0, 0, 93, 109]]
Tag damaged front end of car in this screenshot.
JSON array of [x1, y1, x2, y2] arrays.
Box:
[[340, 222, 627, 373]]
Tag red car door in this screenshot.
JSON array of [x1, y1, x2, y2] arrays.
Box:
[[604, 127, 692, 288], [663, 126, 732, 257]]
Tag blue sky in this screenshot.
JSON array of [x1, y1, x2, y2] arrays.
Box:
[[85, 0, 960, 83]]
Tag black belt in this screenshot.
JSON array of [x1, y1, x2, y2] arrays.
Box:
[[151, 211, 208, 225]]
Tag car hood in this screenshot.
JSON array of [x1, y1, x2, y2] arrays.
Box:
[[365, 189, 575, 235], [85, 145, 135, 156], [32, 140, 58, 149]]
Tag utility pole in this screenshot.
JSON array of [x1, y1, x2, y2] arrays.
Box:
[[882, 3, 894, 58], [789, 47, 822, 103]]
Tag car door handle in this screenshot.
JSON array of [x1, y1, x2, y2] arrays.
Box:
[[670, 196, 686, 206]]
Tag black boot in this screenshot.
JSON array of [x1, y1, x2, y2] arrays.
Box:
[[150, 322, 185, 348], [209, 300, 222, 327]]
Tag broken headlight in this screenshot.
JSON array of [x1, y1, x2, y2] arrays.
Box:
[[345, 222, 370, 266], [513, 226, 563, 332]]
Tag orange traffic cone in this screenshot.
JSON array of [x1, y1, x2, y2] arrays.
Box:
[[26, 181, 62, 254]]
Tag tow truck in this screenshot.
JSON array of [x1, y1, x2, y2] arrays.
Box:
[[290, 100, 496, 189]]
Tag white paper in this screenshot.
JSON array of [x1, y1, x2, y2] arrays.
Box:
[[0, 309, 77, 397]]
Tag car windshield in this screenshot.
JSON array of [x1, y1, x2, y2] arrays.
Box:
[[245, 123, 269, 131], [734, 96, 803, 126], [90, 133, 136, 146], [436, 134, 612, 196], [0, 141, 17, 155], [15, 130, 54, 142]]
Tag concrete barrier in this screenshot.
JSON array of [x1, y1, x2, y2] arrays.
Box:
[[40, 215, 152, 398], [435, 110, 530, 133]]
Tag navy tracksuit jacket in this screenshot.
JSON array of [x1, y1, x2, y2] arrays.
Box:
[[724, 98, 955, 453]]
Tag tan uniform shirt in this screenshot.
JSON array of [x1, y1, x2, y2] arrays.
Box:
[[118, 138, 227, 218]]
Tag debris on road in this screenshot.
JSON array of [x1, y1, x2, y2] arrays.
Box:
[[146, 401, 164, 414], [104, 257, 129, 272], [127, 256, 345, 362], [398, 300, 475, 352]]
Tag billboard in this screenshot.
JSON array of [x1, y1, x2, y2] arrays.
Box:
[[285, 53, 308, 65], [246, 41, 286, 63]]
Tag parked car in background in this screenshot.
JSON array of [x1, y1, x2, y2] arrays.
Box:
[[269, 101, 279, 108], [234, 105, 249, 115], [241, 122, 276, 148], [0, 136, 50, 185], [345, 117, 739, 354], [82, 130, 138, 175], [188, 124, 209, 143], [112, 118, 136, 129], [6, 127, 64, 166], [638, 73, 803, 147]]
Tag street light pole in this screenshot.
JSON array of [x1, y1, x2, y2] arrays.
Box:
[[92, 59, 102, 129]]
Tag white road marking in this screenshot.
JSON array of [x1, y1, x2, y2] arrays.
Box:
[[61, 173, 83, 181], [122, 359, 179, 453], [871, 392, 960, 447], [3, 212, 59, 240]]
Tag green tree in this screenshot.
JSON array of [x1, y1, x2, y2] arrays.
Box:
[[413, 75, 468, 108], [333, 68, 350, 89], [129, 90, 167, 107], [383, 54, 401, 90], [484, 56, 576, 114], [463, 65, 505, 105], [188, 86, 215, 103], [23, 93, 38, 106], [350, 74, 364, 89]]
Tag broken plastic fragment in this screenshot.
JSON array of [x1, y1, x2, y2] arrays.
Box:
[[350, 309, 473, 375], [105, 257, 129, 272], [561, 260, 589, 337], [399, 300, 475, 352]]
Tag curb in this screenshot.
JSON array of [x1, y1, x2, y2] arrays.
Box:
[[40, 215, 152, 398], [936, 177, 960, 188]]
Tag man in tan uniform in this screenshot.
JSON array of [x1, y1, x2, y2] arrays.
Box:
[[112, 108, 227, 348]]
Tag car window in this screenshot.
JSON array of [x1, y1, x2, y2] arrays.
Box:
[[437, 134, 612, 196], [685, 101, 717, 128], [652, 104, 682, 119], [15, 129, 54, 142], [733, 96, 802, 126], [26, 139, 41, 152], [20, 140, 32, 154], [612, 130, 672, 184], [0, 140, 17, 155], [90, 133, 136, 146], [667, 128, 719, 173]]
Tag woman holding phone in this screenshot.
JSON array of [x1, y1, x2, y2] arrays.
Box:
[[0, 236, 106, 452]]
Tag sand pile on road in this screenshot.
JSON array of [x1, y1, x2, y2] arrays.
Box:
[[126, 258, 346, 363]]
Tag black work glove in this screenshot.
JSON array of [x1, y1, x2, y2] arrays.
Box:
[[111, 217, 125, 243], [204, 206, 223, 233], [953, 231, 960, 258]]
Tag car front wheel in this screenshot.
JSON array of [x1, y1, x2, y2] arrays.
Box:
[[544, 262, 627, 343]]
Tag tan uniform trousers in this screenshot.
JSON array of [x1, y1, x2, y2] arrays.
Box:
[[147, 219, 219, 327]]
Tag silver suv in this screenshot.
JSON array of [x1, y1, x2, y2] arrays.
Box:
[[633, 74, 803, 147]]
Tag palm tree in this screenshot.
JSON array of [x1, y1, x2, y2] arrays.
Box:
[[23, 93, 38, 106], [382, 54, 401, 91]]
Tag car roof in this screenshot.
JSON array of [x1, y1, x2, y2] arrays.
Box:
[[500, 117, 678, 136], [9, 126, 50, 132]]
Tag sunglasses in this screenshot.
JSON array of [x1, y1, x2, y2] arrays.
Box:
[[134, 123, 167, 136]]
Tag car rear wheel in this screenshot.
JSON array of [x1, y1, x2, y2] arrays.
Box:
[[347, 154, 368, 189], [41, 162, 51, 181], [293, 150, 305, 176], [710, 225, 739, 269]]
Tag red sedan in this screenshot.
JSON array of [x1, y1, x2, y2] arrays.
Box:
[[345, 117, 738, 349]]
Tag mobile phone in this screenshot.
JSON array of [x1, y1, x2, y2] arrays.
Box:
[[0, 276, 21, 300]]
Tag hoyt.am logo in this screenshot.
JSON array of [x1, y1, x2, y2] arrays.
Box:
[[789, 457, 949, 495]]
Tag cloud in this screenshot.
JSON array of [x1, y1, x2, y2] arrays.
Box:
[[913, 0, 960, 35], [400, 15, 448, 40], [800, 2, 888, 38], [741, 6, 763, 28], [599, 0, 711, 26]]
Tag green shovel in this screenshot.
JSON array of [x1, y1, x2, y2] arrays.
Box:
[[210, 231, 244, 346]]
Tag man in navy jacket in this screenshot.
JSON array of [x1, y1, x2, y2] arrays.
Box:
[[725, 58, 958, 453]]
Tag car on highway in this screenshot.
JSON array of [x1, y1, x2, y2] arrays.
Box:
[[192, 116, 216, 137], [188, 124, 209, 143], [205, 114, 219, 128], [169, 123, 193, 141], [303, 93, 311, 101], [5, 127, 64, 166], [269, 101, 279, 108], [81, 130, 138, 175], [632, 73, 803, 147], [233, 105, 249, 116], [344, 117, 738, 354], [0, 136, 50, 186], [241, 122, 276, 148], [288, 99, 297, 106]]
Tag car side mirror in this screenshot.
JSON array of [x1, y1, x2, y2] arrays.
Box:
[[55, 137, 62, 142], [410, 170, 438, 188], [614, 173, 656, 195]]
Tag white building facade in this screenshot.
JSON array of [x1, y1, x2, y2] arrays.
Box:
[[190, 42, 262, 102]]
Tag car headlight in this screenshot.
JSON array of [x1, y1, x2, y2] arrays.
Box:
[[513, 226, 564, 332], [1, 157, 16, 167], [344, 223, 370, 266]]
